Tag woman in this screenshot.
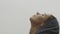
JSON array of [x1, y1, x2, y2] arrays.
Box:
[[29, 12, 59, 34]]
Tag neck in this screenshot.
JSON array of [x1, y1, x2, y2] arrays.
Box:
[[30, 25, 40, 34], [30, 22, 44, 34], [31, 22, 44, 27]]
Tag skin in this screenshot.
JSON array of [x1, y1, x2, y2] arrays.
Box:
[[29, 12, 52, 34]]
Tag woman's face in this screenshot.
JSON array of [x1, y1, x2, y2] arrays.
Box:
[[30, 12, 50, 26]]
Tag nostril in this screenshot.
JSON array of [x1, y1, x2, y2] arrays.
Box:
[[36, 12, 40, 15], [42, 14, 44, 16]]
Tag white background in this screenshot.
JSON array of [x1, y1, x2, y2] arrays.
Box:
[[0, 0, 60, 34]]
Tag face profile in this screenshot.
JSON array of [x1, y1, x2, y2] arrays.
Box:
[[29, 12, 59, 34], [30, 12, 51, 26]]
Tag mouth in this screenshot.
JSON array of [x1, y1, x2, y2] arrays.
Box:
[[30, 18, 41, 26], [30, 18, 35, 23]]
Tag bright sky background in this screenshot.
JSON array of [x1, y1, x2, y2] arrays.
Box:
[[0, 0, 60, 34]]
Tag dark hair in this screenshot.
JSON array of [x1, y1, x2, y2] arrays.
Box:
[[45, 15, 56, 22]]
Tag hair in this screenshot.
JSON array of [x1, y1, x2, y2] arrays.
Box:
[[45, 15, 56, 22]]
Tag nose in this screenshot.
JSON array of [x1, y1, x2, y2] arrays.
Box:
[[36, 12, 40, 15]]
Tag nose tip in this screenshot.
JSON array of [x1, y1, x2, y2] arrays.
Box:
[[36, 12, 40, 15]]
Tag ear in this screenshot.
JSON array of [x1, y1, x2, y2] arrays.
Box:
[[42, 14, 51, 21], [48, 15, 54, 19], [36, 12, 40, 15]]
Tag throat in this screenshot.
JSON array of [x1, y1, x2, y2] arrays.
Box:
[[31, 22, 44, 27], [30, 25, 40, 34], [30, 23, 44, 34]]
